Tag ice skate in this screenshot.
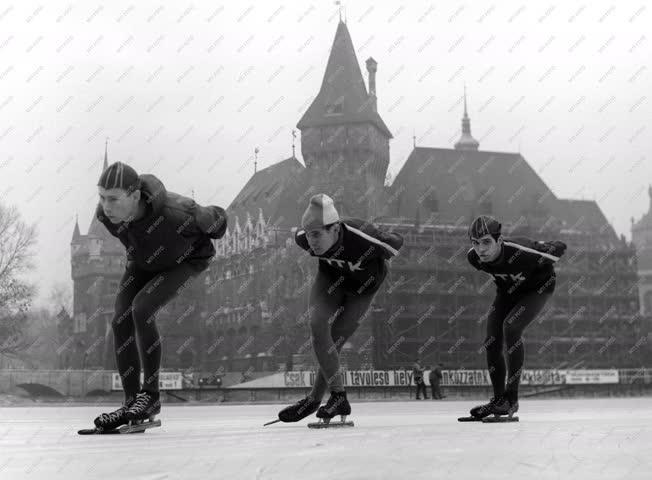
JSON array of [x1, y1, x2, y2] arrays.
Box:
[[122, 391, 162, 432], [78, 403, 132, 434], [308, 391, 354, 429], [264, 395, 321, 426], [458, 396, 501, 422], [482, 396, 519, 423], [77, 398, 160, 435]]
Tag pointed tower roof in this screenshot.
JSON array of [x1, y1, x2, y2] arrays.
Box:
[[297, 21, 392, 138], [88, 142, 115, 239], [102, 138, 109, 171], [454, 86, 480, 151], [71, 214, 81, 242]]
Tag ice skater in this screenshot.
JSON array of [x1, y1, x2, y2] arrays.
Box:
[[274, 194, 403, 427], [79, 162, 227, 434], [460, 215, 566, 422]]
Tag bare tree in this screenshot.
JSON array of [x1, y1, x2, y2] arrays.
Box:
[[0, 203, 38, 358], [48, 281, 73, 317]]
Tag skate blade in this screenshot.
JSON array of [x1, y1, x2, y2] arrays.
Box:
[[77, 426, 147, 435], [307, 420, 354, 429], [308, 416, 354, 429], [117, 418, 162, 434], [457, 416, 484, 422], [482, 415, 519, 423]]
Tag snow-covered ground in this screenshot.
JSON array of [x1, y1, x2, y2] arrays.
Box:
[[1, 398, 651, 479]]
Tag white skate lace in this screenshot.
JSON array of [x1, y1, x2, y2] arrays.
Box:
[[98, 406, 127, 425], [128, 392, 151, 414]]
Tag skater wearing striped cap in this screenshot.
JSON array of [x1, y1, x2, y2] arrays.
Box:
[[459, 215, 566, 423], [273, 194, 403, 428], [79, 162, 227, 434]]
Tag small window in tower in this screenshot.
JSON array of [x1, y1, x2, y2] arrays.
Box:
[[425, 191, 439, 212], [324, 98, 343, 116]]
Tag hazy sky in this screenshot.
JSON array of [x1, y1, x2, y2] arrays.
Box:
[[0, 0, 650, 307]]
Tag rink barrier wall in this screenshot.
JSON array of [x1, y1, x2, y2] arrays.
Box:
[[2, 369, 652, 399]]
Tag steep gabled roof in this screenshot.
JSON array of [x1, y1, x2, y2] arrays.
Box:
[[555, 198, 616, 238], [227, 157, 307, 229], [296, 21, 391, 138], [387, 147, 558, 223]]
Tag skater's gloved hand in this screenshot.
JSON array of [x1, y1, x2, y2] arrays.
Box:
[[549, 240, 567, 257], [536, 240, 567, 258]]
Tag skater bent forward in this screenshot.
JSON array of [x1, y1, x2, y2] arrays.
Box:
[[88, 162, 227, 433], [465, 215, 566, 420], [277, 194, 403, 425]]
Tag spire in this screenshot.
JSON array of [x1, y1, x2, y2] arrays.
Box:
[[454, 86, 479, 151], [72, 213, 81, 241], [463, 84, 468, 117], [88, 142, 115, 239], [103, 138, 109, 171], [365, 57, 377, 112], [297, 21, 391, 138]]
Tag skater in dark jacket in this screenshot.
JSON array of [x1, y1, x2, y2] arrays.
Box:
[[278, 194, 403, 424], [465, 215, 566, 419], [88, 162, 227, 433]]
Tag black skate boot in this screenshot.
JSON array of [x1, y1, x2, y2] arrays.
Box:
[[276, 395, 321, 423], [458, 396, 502, 422], [309, 391, 354, 428], [124, 391, 161, 430], [93, 402, 132, 431], [78, 399, 135, 434], [483, 395, 519, 423]]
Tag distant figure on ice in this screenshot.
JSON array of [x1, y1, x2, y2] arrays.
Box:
[[277, 194, 403, 425], [87, 162, 227, 433], [463, 215, 566, 421], [412, 359, 428, 399], [429, 363, 444, 399]]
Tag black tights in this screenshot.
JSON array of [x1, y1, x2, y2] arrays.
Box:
[[484, 290, 552, 401], [112, 261, 204, 402], [308, 271, 376, 401]]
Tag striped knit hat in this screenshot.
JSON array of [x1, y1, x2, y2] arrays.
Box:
[[97, 162, 140, 194], [301, 194, 340, 231], [468, 215, 501, 240]]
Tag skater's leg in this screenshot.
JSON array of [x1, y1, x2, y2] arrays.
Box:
[[308, 272, 346, 401], [324, 291, 375, 392], [310, 284, 374, 399], [112, 262, 155, 402], [483, 295, 513, 399], [503, 291, 552, 401], [313, 292, 374, 422], [130, 262, 205, 394]]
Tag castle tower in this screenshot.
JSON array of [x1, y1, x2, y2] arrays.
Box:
[[70, 144, 127, 368], [296, 20, 392, 219]]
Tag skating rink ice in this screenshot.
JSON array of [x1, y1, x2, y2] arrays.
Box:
[[1, 398, 651, 479]]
